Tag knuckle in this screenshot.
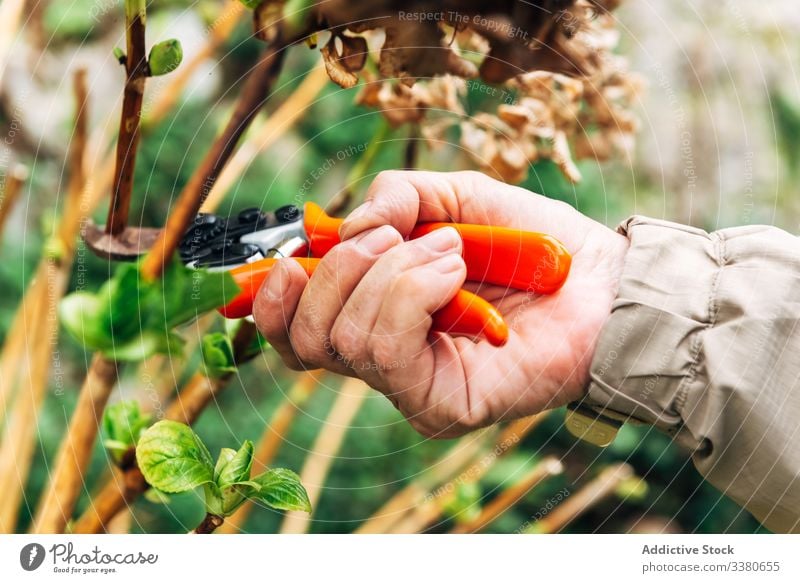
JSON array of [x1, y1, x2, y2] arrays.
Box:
[[289, 322, 325, 365], [368, 336, 397, 371], [372, 169, 404, 187], [390, 270, 428, 300], [330, 318, 366, 362]]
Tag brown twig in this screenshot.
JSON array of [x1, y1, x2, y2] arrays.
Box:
[[106, 0, 149, 235], [83, 1, 244, 217], [199, 63, 328, 213], [217, 370, 321, 534], [140, 43, 288, 281], [31, 355, 120, 534], [193, 513, 224, 534], [354, 429, 494, 534], [526, 463, 634, 534], [384, 413, 548, 534], [0, 70, 89, 533], [279, 377, 369, 534], [449, 457, 564, 534], [71, 323, 257, 534]]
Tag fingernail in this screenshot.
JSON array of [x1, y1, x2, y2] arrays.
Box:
[[419, 226, 460, 253], [431, 253, 464, 274], [265, 261, 289, 300], [357, 225, 398, 255]]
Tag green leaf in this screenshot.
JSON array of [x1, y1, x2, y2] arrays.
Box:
[[203, 482, 225, 516], [59, 256, 239, 362], [148, 39, 183, 76], [249, 468, 311, 513], [238, 0, 262, 9], [214, 448, 237, 482], [136, 420, 215, 494], [216, 441, 254, 489], [101, 400, 152, 464], [201, 333, 237, 378]]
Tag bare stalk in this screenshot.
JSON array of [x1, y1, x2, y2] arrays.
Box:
[[279, 378, 369, 534], [200, 64, 329, 213], [217, 371, 321, 534], [193, 513, 224, 534], [0, 70, 89, 533], [449, 457, 564, 534], [31, 355, 119, 533], [526, 463, 635, 534], [354, 430, 494, 534], [384, 413, 548, 534], [84, 0, 244, 216], [140, 43, 288, 281], [105, 0, 149, 235]]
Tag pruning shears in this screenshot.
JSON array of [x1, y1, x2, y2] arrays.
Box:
[[178, 202, 572, 347]]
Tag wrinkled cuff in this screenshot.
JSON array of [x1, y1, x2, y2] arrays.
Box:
[[582, 216, 722, 438]]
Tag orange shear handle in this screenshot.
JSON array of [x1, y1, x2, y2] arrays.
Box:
[[303, 202, 571, 294], [219, 258, 509, 347]]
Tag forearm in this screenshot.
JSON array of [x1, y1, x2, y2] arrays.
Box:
[[582, 216, 800, 533]]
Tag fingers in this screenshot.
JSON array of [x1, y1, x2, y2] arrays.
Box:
[[329, 227, 463, 383], [253, 225, 403, 372], [339, 170, 547, 241], [252, 259, 309, 371]]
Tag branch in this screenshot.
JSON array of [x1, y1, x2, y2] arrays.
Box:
[[31, 355, 120, 534], [199, 63, 328, 213], [105, 0, 149, 235], [354, 430, 493, 534], [526, 463, 635, 534], [279, 377, 369, 534], [140, 43, 288, 281], [0, 69, 89, 533], [193, 513, 224, 534], [449, 457, 563, 534], [384, 413, 548, 534]]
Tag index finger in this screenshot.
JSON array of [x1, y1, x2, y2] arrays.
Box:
[[338, 170, 543, 241]]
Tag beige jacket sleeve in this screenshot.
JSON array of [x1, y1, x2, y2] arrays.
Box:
[[584, 216, 800, 533]]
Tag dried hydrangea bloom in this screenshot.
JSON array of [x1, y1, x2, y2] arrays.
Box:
[[249, 0, 639, 183]]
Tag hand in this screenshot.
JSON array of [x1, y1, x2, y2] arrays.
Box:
[[253, 171, 629, 438]]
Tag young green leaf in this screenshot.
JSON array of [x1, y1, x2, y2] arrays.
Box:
[[101, 400, 152, 464], [59, 256, 239, 362], [216, 440, 254, 489], [213, 448, 237, 483], [250, 468, 311, 513], [201, 332, 237, 378], [136, 420, 215, 494]]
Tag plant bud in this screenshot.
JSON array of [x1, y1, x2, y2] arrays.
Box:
[[148, 39, 183, 76]]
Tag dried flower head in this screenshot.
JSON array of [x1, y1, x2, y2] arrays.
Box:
[[247, 0, 641, 183]]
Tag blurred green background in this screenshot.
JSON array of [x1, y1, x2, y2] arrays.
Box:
[[3, 0, 797, 533]]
